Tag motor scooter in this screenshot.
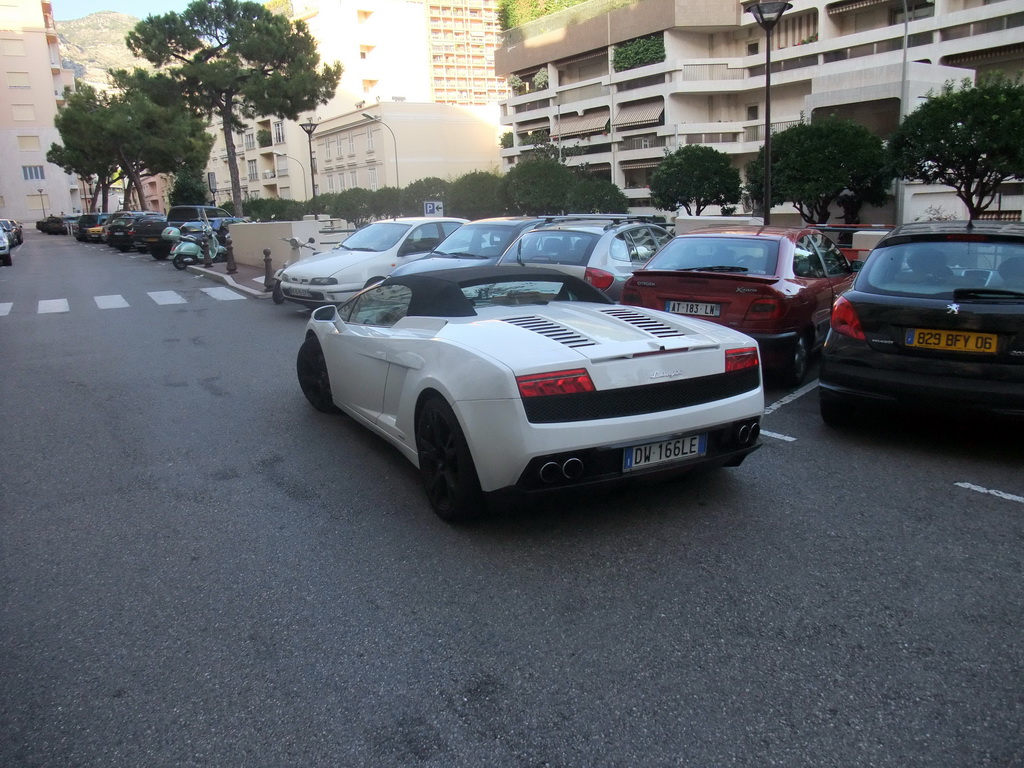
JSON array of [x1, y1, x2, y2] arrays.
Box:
[[164, 221, 228, 271]]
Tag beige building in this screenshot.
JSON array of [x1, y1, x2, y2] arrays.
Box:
[[495, 0, 1024, 224], [208, 0, 508, 206], [0, 0, 78, 222]]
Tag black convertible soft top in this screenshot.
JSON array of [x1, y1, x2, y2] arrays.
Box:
[[380, 265, 614, 318]]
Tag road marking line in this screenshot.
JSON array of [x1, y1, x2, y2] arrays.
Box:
[[764, 380, 818, 415], [761, 430, 797, 442], [201, 286, 246, 301], [0, 302, 11, 316], [955, 482, 1024, 504], [95, 294, 129, 309], [148, 290, 187, 305], [38, 299, 69, 314]]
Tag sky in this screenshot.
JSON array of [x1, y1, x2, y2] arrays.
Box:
[[54, 0, 194, 21]]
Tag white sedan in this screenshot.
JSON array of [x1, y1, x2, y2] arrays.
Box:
[[276, 217, 466, 308], [296, 266, 764, 522]]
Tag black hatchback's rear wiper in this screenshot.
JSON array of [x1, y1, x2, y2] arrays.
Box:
[[953, 287, 1024, 300], [680, 265, 749, 273]]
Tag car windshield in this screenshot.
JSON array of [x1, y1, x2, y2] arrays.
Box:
[[461, 278, 583, 307], [336, 222, 410, 252], [858, 240, 1024, 299], [645, 237, 780, 275], [433, 225, 519, 259]]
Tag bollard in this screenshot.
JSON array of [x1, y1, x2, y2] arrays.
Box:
[[225, 236, 237, 274], [263, 248, 275, 290], [203, 234, 213, 268]]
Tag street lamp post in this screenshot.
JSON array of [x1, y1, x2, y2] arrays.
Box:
[[299, 117, 319, 213], [37, 188, 46, 218], [362, 114, 400, 189], [272, 151, 309, 202], [744, 1, 792, 226]]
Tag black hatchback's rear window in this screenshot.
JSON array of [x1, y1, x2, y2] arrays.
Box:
[[859, 240, 1024, 299]]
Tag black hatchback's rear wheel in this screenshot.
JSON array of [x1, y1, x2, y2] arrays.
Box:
[[296, 337, 341, 414], [416, 397, 483, 523]]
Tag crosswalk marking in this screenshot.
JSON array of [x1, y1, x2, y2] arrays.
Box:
[[1, 289, 250, 317], [147, 291, 188, 305], [201, 286, 245, 301], [95, 294, 130, 309], [38, 299, 70, 314]]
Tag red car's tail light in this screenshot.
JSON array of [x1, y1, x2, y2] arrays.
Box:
[[743, 297, 784, 320], [725, 347, 760, 372], [584, 267, 615, 291], [830, 295, 866, 340], [517, 369, 596, 398]]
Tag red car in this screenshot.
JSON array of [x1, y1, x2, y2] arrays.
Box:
[[621, 225, 858, 384]]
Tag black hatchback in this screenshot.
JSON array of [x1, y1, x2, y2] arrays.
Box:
[[818, 220, 1024, 425]]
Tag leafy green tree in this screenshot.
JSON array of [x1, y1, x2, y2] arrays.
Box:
[[168, 166, 211, 206], [745, 117, 889, 224], [370, 187, 402, 219], [650, 145, 741, 216], [47, 84, 119, 212], [447, 170, 504, 219], [127, 0, 342, 216], [499, 157, 574, 215], [321, 188, 373, 227], [889, 74, 1024, 219], [401, 177, 450, 216], [565, 175, 629, 213], [242, 196, 307, 221], [108, 69, 215, 210]]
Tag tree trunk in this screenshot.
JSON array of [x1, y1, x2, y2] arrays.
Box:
[[219, 103, 244, 217]]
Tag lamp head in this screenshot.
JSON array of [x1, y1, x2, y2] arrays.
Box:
[[299, 117, 319, 137], [743, 1, 792, 31]]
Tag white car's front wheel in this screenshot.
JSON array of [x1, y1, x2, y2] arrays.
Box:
[[416, 397, 484, 523], [296, 337, 341, 414]]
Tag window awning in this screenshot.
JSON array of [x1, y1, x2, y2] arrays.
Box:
[[514, 119, 549, 133], [827, 0, 893, 15], [551, 110, 609, 138], [944, 43, 1024, 66], [620, 160, 660, 170], [613, 101, 664, 129]]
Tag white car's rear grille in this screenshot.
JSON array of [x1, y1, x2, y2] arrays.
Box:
[[501, 316, 595, 348], [599, 307, 686, 338]]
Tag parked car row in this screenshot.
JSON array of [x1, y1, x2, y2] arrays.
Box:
[[0, 217, 19, 266], [275, 215, 859, 384]]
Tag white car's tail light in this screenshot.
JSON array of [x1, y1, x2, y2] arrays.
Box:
[[517, 369, 596, 398], [725, 347, 760, 372], [584, 267, 615, 291]]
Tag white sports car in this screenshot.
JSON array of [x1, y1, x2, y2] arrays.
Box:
[[297, 266, 764, 522]]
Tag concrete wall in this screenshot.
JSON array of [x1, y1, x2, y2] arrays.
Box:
[[228, 218, 354, 272]]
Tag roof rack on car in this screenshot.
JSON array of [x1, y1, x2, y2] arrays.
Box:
[[537, 214, 657, 229]]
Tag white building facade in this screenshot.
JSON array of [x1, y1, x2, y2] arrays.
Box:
[[0, 0, 79, 222], [495, 0, 1024, 224]]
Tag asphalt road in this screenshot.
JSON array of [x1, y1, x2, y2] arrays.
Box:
[[2, 231, 1022, 767]]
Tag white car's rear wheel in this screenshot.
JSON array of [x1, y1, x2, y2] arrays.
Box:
[[416, 397, 483, 523], [296, 337, 341, 414]]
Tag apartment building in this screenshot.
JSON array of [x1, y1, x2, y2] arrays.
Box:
[[495, 0, 1024, 224], [0, 0, 78, 222], [205, 93, 502, 208], [209, 0, 508, 205]]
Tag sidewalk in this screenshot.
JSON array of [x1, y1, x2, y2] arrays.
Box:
[[185, 259, 274, 299]]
